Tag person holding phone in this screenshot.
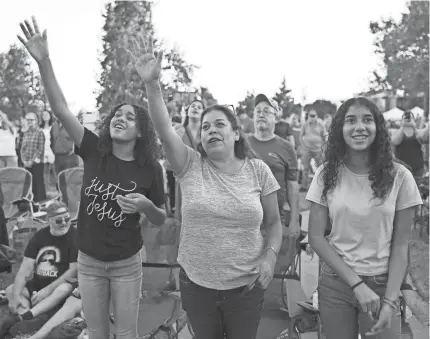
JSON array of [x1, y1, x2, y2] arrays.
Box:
[[391, 111, 428, 178], [307, 98, 422, 338], [18, 17, 166, 339], [128, 35, 282, 339]]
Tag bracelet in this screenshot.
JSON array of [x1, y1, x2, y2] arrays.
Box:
[[351, 280, 364, 291], [382, 297, 398, 310], [266, 246, 279, 256]]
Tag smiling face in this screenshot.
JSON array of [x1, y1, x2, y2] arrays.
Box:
[[42, 111, 51, 122], [342, 105, 377, 153], [188, 101, 204, 121], [253, 101, 278, 132], [201, 109, 239, 160], [109, 104, 140, 142]]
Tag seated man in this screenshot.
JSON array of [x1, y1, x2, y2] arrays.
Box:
[[0, 201, 77, 337]]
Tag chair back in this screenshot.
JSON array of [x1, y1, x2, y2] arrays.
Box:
[[57, 167, 84, 218], [0, 167, 33, 219]]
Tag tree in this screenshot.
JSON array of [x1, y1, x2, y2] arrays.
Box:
[[370, 1, 429, 115], [311, 100, 337, 119], [198, 86, 217, 107], [273, 76, 294, 118], [96, 1, 196, 112], [236, 91, 255, 117]]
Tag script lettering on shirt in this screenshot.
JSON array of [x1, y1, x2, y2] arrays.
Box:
[[84, 177, 137, 227]]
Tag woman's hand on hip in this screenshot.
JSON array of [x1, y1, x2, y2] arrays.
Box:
[[257, 250, 277, 289]]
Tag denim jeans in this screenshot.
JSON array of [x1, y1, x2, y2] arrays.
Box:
[[179, 267, 264, 339], [318, 261, 401, 339], [78, 251, 142, 339]]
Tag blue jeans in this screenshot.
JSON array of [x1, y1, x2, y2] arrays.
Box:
[[318, 262, 401, 339], [78, 251, 142, 339], [179, 267, 264, 339]]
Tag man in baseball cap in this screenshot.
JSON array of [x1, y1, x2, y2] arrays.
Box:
[[247, 93, 300, 276]]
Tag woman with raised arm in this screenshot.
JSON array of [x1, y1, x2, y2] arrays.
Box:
[[306, 97, 422, 339], [18, 18, 166, 339], [128, 36, 282, 339]]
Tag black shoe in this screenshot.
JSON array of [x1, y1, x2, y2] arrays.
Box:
[[0, 314, 20, 338]]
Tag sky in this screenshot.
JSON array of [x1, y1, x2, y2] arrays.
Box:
[[0, 0, 409, 113]]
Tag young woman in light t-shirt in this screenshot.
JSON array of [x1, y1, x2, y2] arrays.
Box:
[[306, 97, 422, 339], [129, 36, 283, 339]]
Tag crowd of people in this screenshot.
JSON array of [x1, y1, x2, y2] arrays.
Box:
[[0, 16, 428, 339]]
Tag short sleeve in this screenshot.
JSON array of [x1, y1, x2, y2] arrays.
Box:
[[74, 128, 99, 161], [395, 169, 423, 211], [283, 140, 298, 181], [23, 231, 41, 259], [258, 160, 281, 196], [148, 161, 166, 207], [305, 165, 327, 206], [174, 146, 200, 181]]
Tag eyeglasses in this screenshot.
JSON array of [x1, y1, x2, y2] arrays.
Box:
[[255, 108, 276, 116], [51, 216, 71, 225]]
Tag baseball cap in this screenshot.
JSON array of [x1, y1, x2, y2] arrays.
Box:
[[46, 201, 68, 218], [255, 94, 281, 116]]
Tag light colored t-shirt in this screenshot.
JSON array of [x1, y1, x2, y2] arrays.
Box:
[[0, 128, 16, 157], [306, 162, 422, 275], [301, 120, 326, 150], [175, 146, 280, 290]]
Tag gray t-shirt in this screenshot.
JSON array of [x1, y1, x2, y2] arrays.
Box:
[[175, 146, 280, 290]]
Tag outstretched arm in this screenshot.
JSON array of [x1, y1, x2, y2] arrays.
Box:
[[18, 17, 84, 147], [128, 35, 188, 174]]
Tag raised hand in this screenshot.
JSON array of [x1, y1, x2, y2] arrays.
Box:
[[127, 34, 163, 84], [17, 17, 49, 64]]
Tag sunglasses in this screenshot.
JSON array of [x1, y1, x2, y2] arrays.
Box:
[[51, 216, 71, 224], [220, 105, 236, 115]]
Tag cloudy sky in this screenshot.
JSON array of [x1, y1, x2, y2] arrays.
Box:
[[0, 0, 408, 112]]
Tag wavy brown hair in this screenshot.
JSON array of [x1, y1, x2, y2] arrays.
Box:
[[97, 103, 162, 167], [196, 105, 256, 159], [321, 97, 395, 202]]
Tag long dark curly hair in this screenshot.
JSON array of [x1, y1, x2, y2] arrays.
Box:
[[97, 103, 162, 168], [321, 97, 394, 202], [196, 105, 256, 159]]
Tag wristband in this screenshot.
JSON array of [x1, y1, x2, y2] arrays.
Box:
[[266, 246, 279, 256], [351, 280, 364, 291], [382, 297, 398, 310]]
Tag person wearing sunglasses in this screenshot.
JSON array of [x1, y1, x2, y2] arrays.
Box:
[[299, 108, 327, 192], [129, 36, 282, 339], [1, 201, 78, 337]]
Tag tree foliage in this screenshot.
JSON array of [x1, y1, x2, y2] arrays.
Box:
[[370, 1, 429, 114], [0, 45, 47, 121], [236, 91, 255, 117], [96, 1, 196, 112], [273, 76, 294, 118]]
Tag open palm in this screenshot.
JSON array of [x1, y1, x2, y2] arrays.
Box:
[[17, 17, 49, 64], [128, 35, 163, 83]]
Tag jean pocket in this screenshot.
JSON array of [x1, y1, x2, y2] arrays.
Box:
[[319, 261, 337, 277]]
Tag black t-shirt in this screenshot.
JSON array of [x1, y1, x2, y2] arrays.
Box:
[[75, 128, 165, 261], [24, 226, 77, 290]]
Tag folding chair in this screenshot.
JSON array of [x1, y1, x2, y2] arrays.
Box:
[[57, 167, 84, 226]]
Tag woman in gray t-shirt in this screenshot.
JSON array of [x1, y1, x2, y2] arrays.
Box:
[[129, 37, 282, 339]]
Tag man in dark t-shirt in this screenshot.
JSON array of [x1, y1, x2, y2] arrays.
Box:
[[2, 202, 77, 336], [248, 93, 300, 275]]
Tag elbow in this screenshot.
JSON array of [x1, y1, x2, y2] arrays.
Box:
[[308, 232, 324, 250]]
